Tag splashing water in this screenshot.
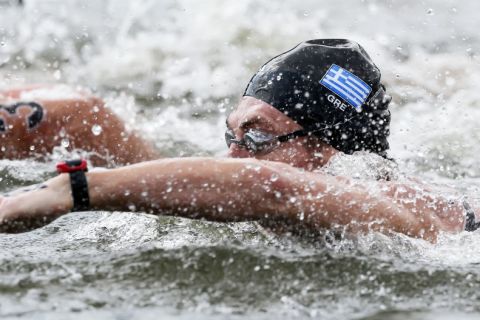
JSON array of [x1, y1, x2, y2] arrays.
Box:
[[1, 0, 480, 319]]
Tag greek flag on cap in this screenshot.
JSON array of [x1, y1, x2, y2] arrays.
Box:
[[319, 64, 372, 109]]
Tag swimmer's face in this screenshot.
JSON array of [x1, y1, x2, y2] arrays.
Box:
[[226, 96, 337, 170]]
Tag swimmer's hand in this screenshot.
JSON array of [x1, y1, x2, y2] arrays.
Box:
[[0, 175, 72, 233]]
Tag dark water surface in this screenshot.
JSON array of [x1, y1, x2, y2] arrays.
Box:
[[1, 207, 480, 319]]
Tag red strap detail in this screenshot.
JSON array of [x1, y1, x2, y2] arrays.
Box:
[[56, 159, 88, 173]]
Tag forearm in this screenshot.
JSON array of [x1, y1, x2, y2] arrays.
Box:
[[87, 158, 288, 221], [0, 157, 295, 233]]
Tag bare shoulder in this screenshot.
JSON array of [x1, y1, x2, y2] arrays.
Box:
[[0, 85, 105, 159], [0, 84, 104, 133], [0, 84, 103, 120], [0, 84, 157, 165]]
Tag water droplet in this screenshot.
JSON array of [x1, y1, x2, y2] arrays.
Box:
[[124, 190, 131, 196], [303, 11, 309, 17], [218, 102, 226, 113], [61, 138, 70, 148], [53, 70, 61, 80], [141, 191, 148, 197], [128, 204, 136, 211], [92, 105, 100, 113], [267, 80, 273, 85], [91, 124, 102, 136], [451, 7, 457, 13], [396, 46, 402, 51], [395, 73, 401, 78], [29, 145, 35, 151], [276, 73, 283, 81], [166, 186, 173, 193], [289, 197, 297, 204], [426, 8, 434, 15], [270, 173, 279, 182], [274, 191, 282, 199]]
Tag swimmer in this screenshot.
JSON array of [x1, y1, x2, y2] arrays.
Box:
[[0, 39, 474, 242], [0, 85, 158, 166]]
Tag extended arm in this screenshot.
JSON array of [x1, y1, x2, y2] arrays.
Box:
[[0, 157, 467, 241]]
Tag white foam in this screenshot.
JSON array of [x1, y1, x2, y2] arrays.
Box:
[[18, 85, 86, 101]]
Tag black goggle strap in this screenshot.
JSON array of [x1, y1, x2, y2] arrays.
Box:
[[277, 127, 328, 143], [228, 127, 329, 148]]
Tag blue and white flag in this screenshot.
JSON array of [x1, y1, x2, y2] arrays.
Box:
[[319, 64, 372, 109]]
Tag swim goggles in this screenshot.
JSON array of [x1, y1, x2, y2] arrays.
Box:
[[225, 128, 314, 155]]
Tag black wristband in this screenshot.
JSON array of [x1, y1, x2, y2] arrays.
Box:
[[57, 159, 90, 212], [69, 170, 90, 211]]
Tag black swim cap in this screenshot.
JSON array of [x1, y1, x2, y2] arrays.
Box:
[[244, 39, 392, 157]]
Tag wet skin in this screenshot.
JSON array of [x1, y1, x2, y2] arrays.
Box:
[[0, 90, 471, 242], [226, 96, 338, 170], [0, 85, 159, 166]]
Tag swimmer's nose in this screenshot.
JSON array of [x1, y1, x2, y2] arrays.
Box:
[[227, 144, 251, 158]]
